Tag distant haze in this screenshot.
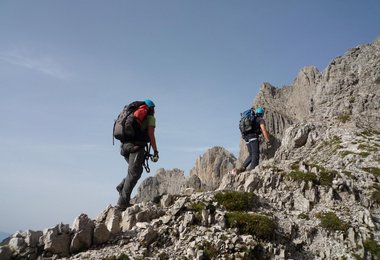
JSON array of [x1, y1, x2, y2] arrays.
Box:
[[0, 231, 10, 242]]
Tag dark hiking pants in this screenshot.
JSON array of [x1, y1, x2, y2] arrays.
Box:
[[117, 143, 145, 208], [242, 138, 260, 170]]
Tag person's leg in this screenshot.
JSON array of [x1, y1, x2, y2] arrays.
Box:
[[116, 143, 131, 194], [117, 143, 141, 194], [117, 147, 145, 208], [242, 141, 254, 170], [248, 139, 259, 170]]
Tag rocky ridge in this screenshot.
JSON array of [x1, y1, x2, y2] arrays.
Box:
[[1, 37, 380, 259], [238, 35, 380, 165]]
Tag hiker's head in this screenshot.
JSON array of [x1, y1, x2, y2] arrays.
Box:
[[144, 99, 155, 108], [255, 107, 264, 116]]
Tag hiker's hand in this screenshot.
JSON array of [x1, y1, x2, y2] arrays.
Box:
[[152, 151, 159, 162], [266, 141, 272, 148]]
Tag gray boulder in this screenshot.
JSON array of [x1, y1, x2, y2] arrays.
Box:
[[41, 224, 71, 257], [70, 213, 94, 254]]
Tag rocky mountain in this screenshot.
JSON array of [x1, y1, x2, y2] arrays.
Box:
[[238, 35, 380, 164], [189, 146, 236, 191], [1, 37, 379, 260]]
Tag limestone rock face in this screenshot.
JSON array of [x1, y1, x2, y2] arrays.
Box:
[[134, 168, 187, 203], [189, 146, 236, 190], [134, 147, 236, 202], [239, 36, 380, 165]]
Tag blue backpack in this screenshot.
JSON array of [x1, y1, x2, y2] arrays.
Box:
[[239, 108, 257, 136]]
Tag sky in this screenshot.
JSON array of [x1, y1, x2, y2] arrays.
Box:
[[0, 0, 379, 234]]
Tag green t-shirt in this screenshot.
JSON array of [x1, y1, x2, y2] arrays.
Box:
[[141, 115, 156, 131]]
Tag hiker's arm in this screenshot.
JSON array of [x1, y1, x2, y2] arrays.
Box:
[[260, 124, 270, 143], [148, 126, 158, 152]]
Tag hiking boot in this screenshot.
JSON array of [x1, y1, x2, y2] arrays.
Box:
[[115, 205, 127, 211], [116, 184, 122, 194], [115, 203, 133, 212], [232, 167, 246, 174]]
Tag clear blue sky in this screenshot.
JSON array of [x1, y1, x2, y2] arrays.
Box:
[[0, 0, 379, 234]]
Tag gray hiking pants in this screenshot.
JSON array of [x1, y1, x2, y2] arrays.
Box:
[[117, 143, 145, 208], [242, 138, 260, 170]]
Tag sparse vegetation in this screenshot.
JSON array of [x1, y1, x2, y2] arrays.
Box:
[[288, 170, 318, 184], [188, 202, 206, 213], [339, 150, 357, 157], [342, 150, 370, 157], [226, 212, 276, 241], [298, 213, 310, 220], [291, 162, 300, 171], [363, 239, 380, 259], [342, 170, 353, 177], [219, 234, 228, 241], [316, 212, 349, 232], [188, 202, 206, 224], [358, 144, 379, 152], [105, 253, 131, 260], [316, 136, 344, 154], [362, 167, 380, 177], [338, 112, 351, 123], [371, 185, 380, 205], [215, 191, 258, 211], [319, 168, 338, 187], [304, 164, 338, 186], [158, 252, 169, 260], [360, 129, 380, 138], [331, 136, 343, 145], [201, 241, 219, 259], [358, 151, 370, 157]]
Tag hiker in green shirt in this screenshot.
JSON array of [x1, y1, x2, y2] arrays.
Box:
[[115, 99, 159, 210]]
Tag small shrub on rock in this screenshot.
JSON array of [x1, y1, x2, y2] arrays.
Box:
[[201, 241, 219, 259], [105, 253, 130, 260], [371, 185, 380, 205], [338, 112, 350, 123], [288, 170, 318, 184], [363, 239, 380, 259], [215, 191, 258, 211], [360, 129, 380, 138], [319, 168, 337, 187], [226, 212, 276, 241], [362, 167, 380, 177], [298, 213, 310, 220], [188, 202, 205, 213], [316, 212, 349, 232]]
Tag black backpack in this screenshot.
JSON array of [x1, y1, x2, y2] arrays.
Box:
[[113, 101, 146, 144], [239, 108, 257, 136]]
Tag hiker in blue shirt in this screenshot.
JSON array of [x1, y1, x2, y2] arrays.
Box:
[[236, 107, 270, 173]]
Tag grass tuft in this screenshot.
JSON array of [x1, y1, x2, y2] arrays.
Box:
[[362, 167, 380, 177], [316, 212, 349, 232], [226, 212, 276, 241], [288, 170, 318, 184], [215, 191, 258, 211], [363, 239, 380, 259], [338, 112, 351, 123]]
